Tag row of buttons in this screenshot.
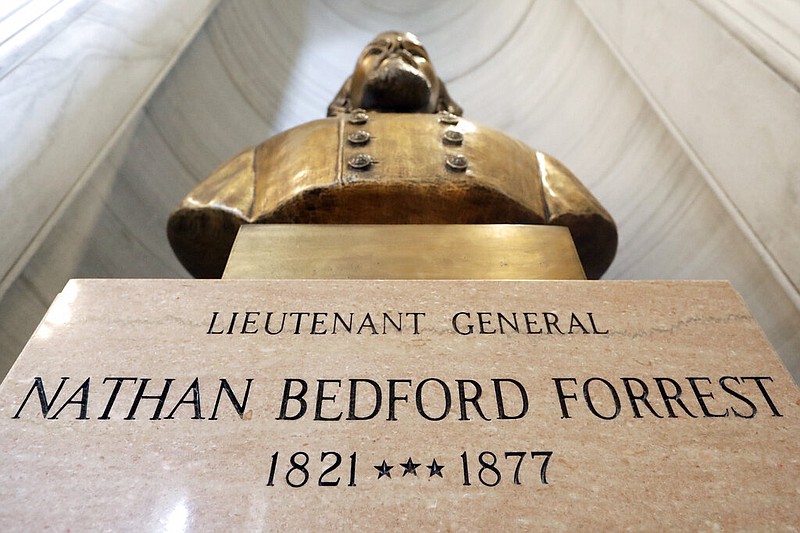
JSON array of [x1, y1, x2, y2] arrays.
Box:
[[344, 109, 468, 172], [345, 109, 373, 171], [439, 111, 468, 172]]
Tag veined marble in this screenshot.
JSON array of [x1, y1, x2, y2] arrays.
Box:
[[578, 0, 800, 304], [1, 279, 797, 529], [697, 0, 800, 89], [0, 0, 798, 383], [0, 0, 217, 297]]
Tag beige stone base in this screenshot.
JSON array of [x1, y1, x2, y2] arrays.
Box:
[[0, 279, 797, 530]]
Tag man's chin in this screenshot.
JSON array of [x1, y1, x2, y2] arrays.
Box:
[[360, 63, 434, 112]]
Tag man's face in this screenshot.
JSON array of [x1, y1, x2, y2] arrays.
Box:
[[349, 32, 441, 113]]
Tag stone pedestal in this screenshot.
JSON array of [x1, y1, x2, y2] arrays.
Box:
[[0, 279, 797, 530]]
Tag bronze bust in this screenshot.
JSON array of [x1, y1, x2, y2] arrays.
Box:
[[167, 31, 617, 279]]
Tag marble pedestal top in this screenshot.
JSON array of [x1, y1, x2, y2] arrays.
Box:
[[0, 279, 797, 530]]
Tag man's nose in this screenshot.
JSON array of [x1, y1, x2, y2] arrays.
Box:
[[387, 38, 402, 54]]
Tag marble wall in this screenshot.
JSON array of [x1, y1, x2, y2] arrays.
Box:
[[1, 0, 798, 381], [0, 0, 217, 365]]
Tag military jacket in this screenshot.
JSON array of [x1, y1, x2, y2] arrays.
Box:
[[168, 112, 616, 279]]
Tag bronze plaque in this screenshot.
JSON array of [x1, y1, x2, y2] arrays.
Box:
[[223, 225, 586, 280], [0, 280, 797, 530]]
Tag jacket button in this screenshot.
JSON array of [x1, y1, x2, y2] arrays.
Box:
[[348, 153, 373, 170], [438, 111, 459, 125], [348, 109, 369, 125], [347, 130, 371, 145], [442, 129, 463, 145], [445, 154, 468, 171]]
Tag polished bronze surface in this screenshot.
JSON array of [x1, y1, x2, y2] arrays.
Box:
[[168, 31, 617, 280], [223, 225, 586, 280]]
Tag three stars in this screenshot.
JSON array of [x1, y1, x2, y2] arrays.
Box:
[[374, 457, 444, 479]]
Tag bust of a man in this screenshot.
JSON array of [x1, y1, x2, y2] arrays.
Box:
[[168, 31, 617, 279]]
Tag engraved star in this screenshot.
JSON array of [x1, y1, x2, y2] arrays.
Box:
[[400, 457, 421, 477], [374, 460, 394, 479], [427, 458, 444, 478]]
